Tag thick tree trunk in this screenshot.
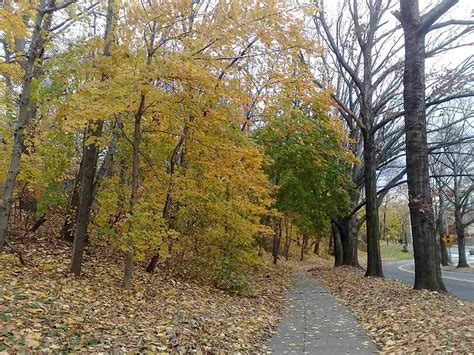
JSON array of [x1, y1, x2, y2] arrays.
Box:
[[338, 216, 360, 267], [332, 222, 344, 266], [328, 221, 334, 256], [363, 134, 383, 277], [397, 0, 446, 291], [70, 0, 115, 276], [454, 209, 469, 268], [70, 122, 104, 275], [0, 0, 52, 251]]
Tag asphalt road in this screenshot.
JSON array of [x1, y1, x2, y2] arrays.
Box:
[[383, 260, 474, 301]]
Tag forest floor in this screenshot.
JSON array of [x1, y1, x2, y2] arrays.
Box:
[[0, 239, 290, 353], [312, 265, 474, 352]]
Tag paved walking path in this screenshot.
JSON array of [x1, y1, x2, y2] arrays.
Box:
[[267, 271, 377, 354]]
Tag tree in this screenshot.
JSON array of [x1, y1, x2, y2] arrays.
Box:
[[313, 0, 474, 278], [70, 0, 115, 276], [0, 0, 77, 250], [256, 83, 353, 264], [430, 100, 473, 268], [394, 0, 465, 291]]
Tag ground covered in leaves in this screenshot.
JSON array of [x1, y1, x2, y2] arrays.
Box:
[[0, 240, 289, 353], [312, 266, 474, 353]]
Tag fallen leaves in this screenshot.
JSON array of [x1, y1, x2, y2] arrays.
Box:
[[311, 266, 474, 353], [0, 240, 289, 352]]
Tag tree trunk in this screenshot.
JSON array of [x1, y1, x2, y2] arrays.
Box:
[[436, 190, 449, 266], [146, 253, 159, 273], [454, 208, 469, 268], [146, 128, 186, 272], [70, 122, 104, 276], [363, 134, 383, 277], [332, 222, 344, 266], [397, 0, 446, 291], [122, 93, 144, 289], [338, 216, 360, 267], [272, 219, 281, 265], [313, 238, 320, 255], [61, 158, 83, 242], [70, 0, 115, 276], [328, 221, 335, 256], [300, 235, 307, 261], [122, 250, 134, 289], [0, 0, 53, 251], [284, 219, 291, 260]]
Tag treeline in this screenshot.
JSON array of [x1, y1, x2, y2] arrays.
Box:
[[0, 0, 352, 290]]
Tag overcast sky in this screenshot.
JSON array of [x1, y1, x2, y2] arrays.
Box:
[[321, 0, 474, 68]]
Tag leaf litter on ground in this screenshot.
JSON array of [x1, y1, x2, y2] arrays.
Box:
[[0, 239, 290, 353]]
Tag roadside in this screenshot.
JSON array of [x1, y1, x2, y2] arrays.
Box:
[[358, 243, 412, 267], [384, 260, 474, 301], [442, 264, 474, 273], [311, 265, 474, 352]]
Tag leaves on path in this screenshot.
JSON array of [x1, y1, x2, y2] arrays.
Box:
[[312, 266, 474, 353], [0, 241, 289, 353]]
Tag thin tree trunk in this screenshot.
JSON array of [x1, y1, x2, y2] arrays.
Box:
[[300, 235, 307, 261], [437, 189, 449, 266], [397, 0, 447, 291], [0, 0, 53, 251], [146, 127, 187, 272], [272, 219, 281, 265], [455, 208, 469, 268], [284, 220, 291, 260], [70, 0, 115, 276], [62, 157, 83, 242], [122, 94, 144, 289], [313, 238, 320, 255]]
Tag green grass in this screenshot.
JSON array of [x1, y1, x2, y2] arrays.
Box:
[[379, 243, 413, 262], [358, 243, 413, 266]]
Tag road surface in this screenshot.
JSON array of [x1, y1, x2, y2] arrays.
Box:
[[384, 259, 474, 301]]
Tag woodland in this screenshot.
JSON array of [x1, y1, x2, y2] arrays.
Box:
[[0, 0, 473, 352]]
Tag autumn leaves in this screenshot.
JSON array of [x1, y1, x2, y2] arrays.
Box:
[[0, 0, 351, 289]]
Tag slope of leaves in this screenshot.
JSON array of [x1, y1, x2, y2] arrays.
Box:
[[312, 266, 474, 352], [0, 240, 289, 353]]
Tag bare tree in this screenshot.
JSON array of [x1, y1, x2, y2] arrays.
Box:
[[430, 100, 473, 268], [313, 0, 473, 281], [394, 0, 474, 290]]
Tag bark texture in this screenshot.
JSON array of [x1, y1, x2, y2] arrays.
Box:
[[396, 0, 453, 291]]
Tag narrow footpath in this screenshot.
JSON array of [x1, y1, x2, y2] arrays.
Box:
[[267, 271, 376, 354]]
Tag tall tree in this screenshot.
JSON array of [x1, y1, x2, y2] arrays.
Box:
[[70, 0, 115, 276], [430, 100, 473, 268], [0, 0, 77, 250], [394, 0, 463, 291]]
